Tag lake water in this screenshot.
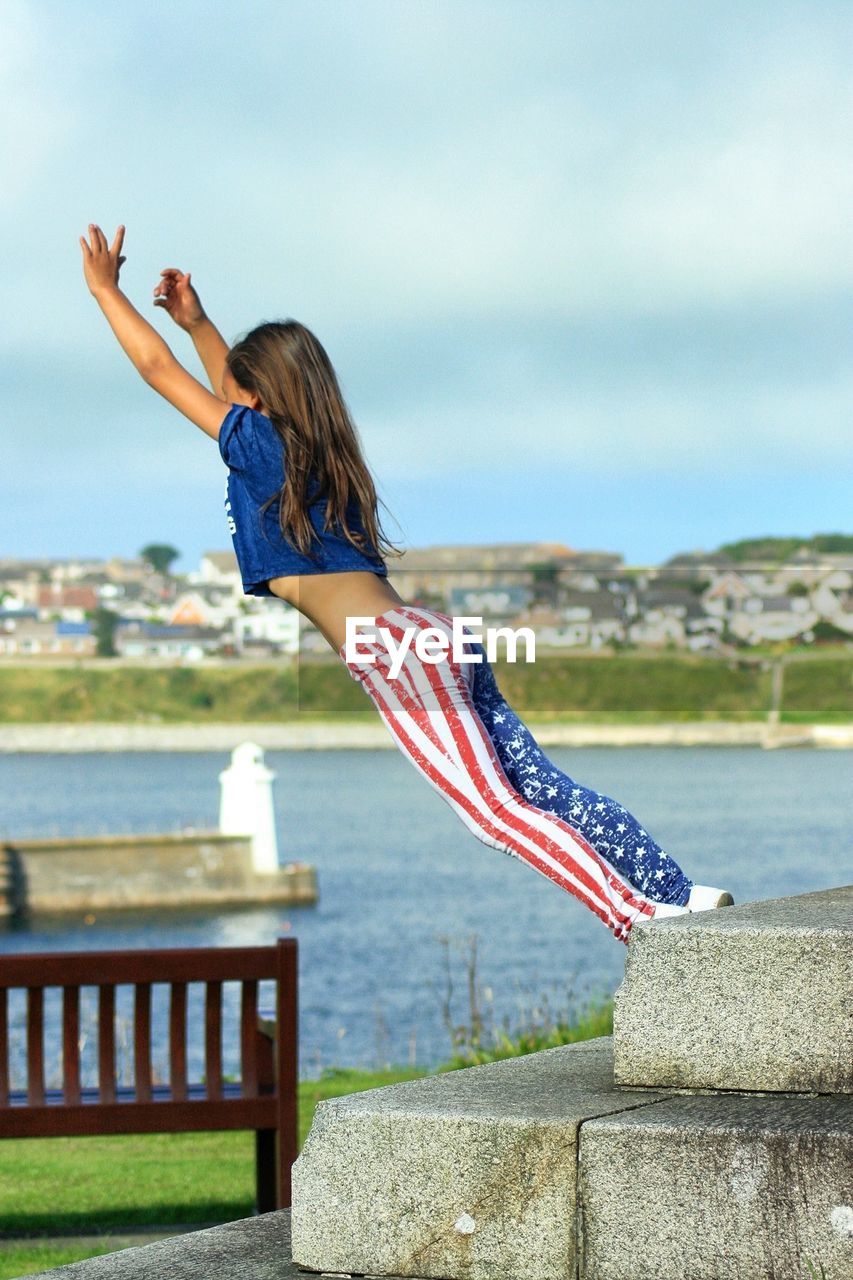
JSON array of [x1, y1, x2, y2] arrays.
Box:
[[0, 747, 849, 1081]]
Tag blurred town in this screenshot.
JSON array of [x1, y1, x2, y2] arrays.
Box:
[[1, 539, 852, 662]]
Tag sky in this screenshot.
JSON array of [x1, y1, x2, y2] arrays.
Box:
[[1, 0, 851, 572]]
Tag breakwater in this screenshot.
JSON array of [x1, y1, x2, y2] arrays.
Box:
[[0, 833, 318, 920]]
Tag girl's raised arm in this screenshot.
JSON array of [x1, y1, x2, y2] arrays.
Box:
[[153, 267, 229, 396], [80, 224, 229, 440]]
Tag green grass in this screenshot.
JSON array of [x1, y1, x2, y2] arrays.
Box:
[[5, 650, 850, 724], [0, 1006, 610, 1276], [2, 651, 848, 726], [443, 998, 614, 1066], [0, 1239, 116, 1276], [0, 1069, 434, 1277], [0, 664, 335, 725], [492, 652, 773, 723], [780, 657, 853, 723]]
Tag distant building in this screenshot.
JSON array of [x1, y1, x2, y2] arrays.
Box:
[[0, 617, 95, 657], [448, 585, 532, 616], [629, 588, 708, 649], [235, 608, 300, 655], [660, 551, 736, 582], [703, 573, 754, 617], [167, 591, 242, 630], [199, 551, 242, 589], [522, 591, 622, 650], [727, 595, 819, 645], [387, 542, 620, 608], [36, 584, 99, 613], [115, 622, 225, 661]]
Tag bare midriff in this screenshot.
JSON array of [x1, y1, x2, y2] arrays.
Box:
[[266, 571, 407, 654]]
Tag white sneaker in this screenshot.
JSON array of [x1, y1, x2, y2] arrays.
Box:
[[646, 886, 734, 922], [687, 885, 735, 911], [649, 901, 690, 919]]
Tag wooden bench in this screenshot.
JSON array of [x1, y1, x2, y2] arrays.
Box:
[[0, 938, 298, 1211]]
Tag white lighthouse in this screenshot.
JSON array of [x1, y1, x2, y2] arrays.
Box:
[[218, 741, 280, 875]]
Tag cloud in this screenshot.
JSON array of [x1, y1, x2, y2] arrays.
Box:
[[0, 0, 77, 210], [1, 1, 850, 565], [4, 2, 852, 335], [365, 370, 853, 485]]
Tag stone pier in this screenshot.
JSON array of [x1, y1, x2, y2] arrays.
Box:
[[1, 833, 317, 917]]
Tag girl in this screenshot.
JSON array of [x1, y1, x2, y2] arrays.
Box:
[[80, 224, 733, 943]]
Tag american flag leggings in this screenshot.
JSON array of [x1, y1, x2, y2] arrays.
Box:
[[340, 606, 693, 943]]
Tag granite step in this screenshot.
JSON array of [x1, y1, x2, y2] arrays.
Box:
[[613, 885, 853, 1094], [291, 1038, 666, 1280], [579, 1092, 853, 1279], [288, 1031, 852, 1280], [11, 1210, 325, 1280]]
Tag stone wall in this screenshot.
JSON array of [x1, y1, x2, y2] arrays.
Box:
[[2, 833, 317, 915]]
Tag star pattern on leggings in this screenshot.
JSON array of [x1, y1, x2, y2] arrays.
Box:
[[467, 648, 690, 906]]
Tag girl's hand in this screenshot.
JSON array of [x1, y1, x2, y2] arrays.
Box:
[[80, 224, 126, 295], [153, 268, 205, 331]]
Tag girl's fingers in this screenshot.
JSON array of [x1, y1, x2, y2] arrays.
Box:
[[109, 225, 126, 257], [79, 235, 92, 258]]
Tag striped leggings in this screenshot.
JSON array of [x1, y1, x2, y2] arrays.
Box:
[[339, 606, 692, 943]]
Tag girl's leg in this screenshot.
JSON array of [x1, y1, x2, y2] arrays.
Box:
[[467, 642, 692, 907], [340, 607, 659, 943]]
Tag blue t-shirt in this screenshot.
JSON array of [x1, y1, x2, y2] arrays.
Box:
[[218, 404, 388, 597]]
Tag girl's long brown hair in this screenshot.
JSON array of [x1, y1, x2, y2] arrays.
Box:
[[226, 321, 401, 564]]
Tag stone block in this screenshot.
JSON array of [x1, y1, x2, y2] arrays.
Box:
[[578, 1093, 853, 1280], [613, 886, 853, 1093], [20, 1211, 297, 1280], [291, 1038, 666, 1280]]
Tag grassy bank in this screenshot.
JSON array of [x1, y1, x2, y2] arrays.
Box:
[[1, 651, 850, 724], [777, 657, 853, 723], [0, 1071, 431, 1276], [0, 1003, 612, 1276]]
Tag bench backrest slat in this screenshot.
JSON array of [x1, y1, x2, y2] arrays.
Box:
[[63, 987, 81, 1105], [98, 986, 116, 1104], [205, 981, 223, 1100], [134, 984, 152, 1103], [240, 979, 259, 1097], [27, 988, 45, 1105], [0, 988, 8, 1107], [170, 982, 188, 1103]]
